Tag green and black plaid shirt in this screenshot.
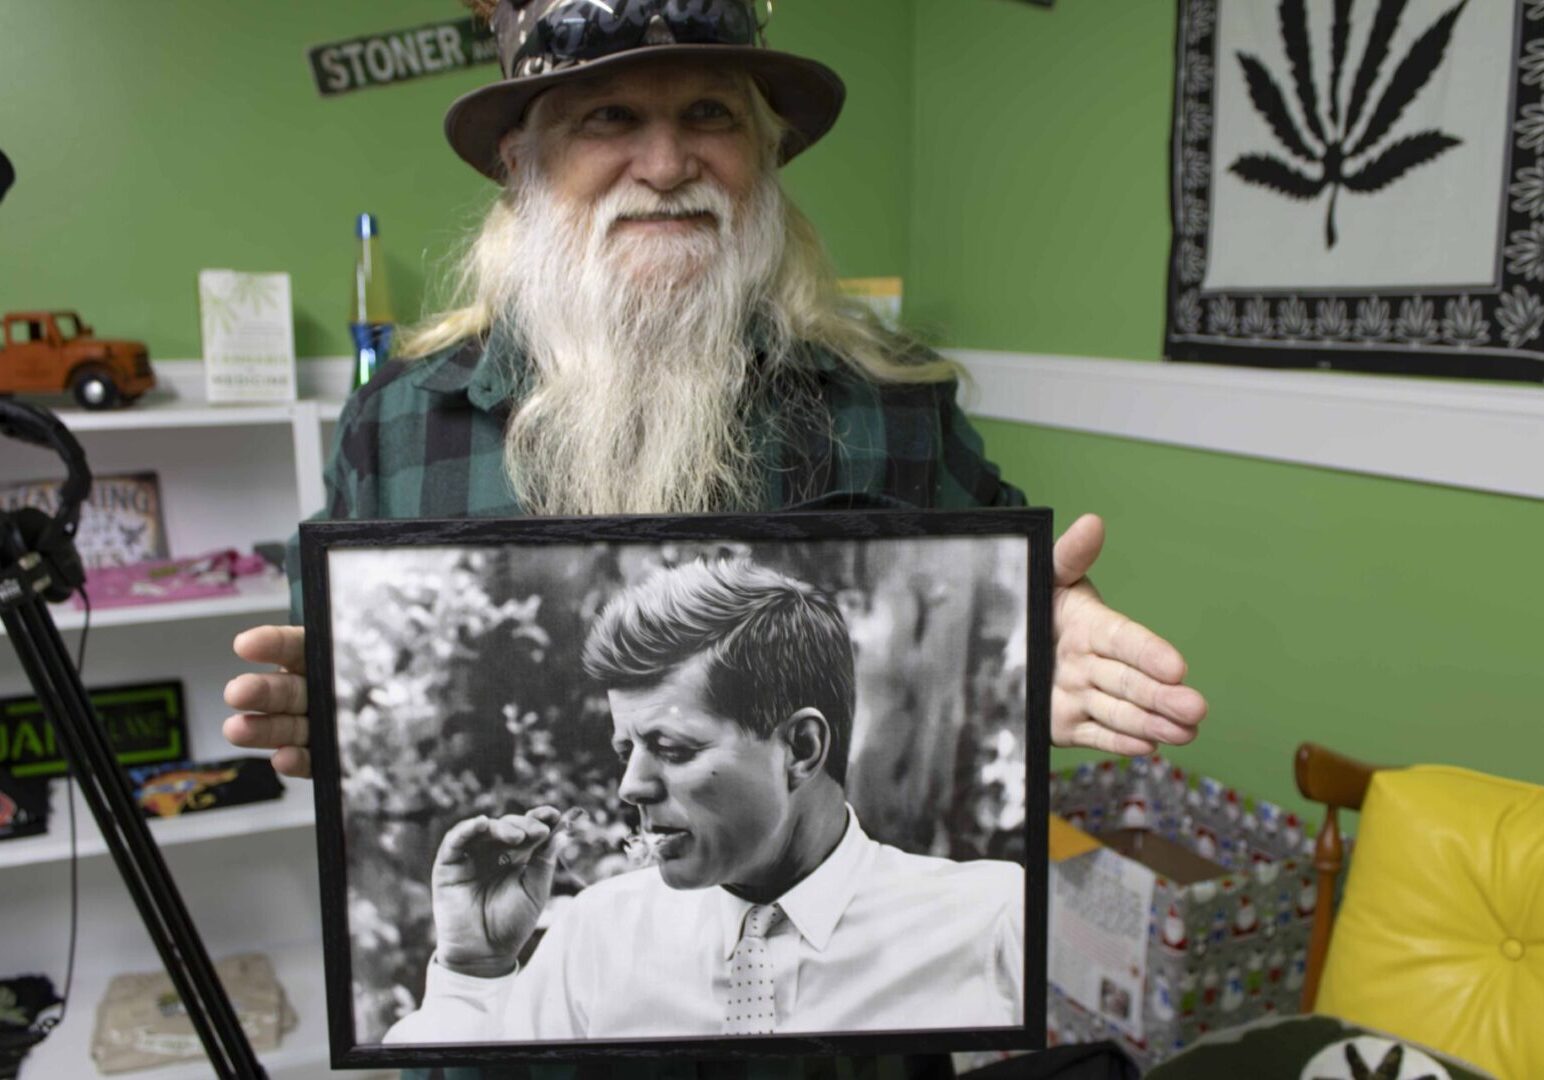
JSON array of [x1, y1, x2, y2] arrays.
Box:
[[323, 335, 1023, 520], [291, 334, 1024, 611], [295, 334, 1025, 1080]]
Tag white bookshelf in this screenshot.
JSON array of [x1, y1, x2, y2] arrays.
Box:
[[35, 395, 345, 431], [1, 574, 291, 636], [16, 938, 352, 1080], [1, 358, 358, 1079], [0, 776, 316, 870]]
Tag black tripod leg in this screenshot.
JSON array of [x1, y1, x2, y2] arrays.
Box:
[[1, 596, 268, 1080]]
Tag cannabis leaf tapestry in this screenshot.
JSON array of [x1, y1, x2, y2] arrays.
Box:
[[1164, 0, 1544, 383]]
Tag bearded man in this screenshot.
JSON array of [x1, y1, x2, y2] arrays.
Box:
[[223, 0, 1205, 1072]]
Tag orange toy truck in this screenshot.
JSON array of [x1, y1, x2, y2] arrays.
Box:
[[0, 310, 155, 409]]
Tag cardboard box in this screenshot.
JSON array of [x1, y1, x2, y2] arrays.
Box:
[[1046, 755, 1331, 1072]]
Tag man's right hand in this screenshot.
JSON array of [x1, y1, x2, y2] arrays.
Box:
[[223, 625, 311, 778], [431, 807, 572, 978]]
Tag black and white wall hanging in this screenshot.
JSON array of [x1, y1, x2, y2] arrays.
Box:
[[1165, 0, 1544, 384]]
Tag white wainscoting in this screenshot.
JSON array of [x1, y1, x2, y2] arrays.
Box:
[[946, 351, 1544, 501]]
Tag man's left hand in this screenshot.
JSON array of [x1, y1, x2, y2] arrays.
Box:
[[1050, 514, 1207, 756]]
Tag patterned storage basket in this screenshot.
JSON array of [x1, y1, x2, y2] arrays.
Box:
[[1046, 756, 1345, 1073]]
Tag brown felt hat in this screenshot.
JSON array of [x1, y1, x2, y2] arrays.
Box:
[[445, 0, 846, 181]]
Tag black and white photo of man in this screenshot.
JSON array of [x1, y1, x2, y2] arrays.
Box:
[[383, 557, 1025, 1043]]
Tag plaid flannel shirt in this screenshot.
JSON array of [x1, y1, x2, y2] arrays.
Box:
[[290, 334, 1024, 616]]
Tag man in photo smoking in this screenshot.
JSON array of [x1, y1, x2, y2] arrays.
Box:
[[383, 558, 1024, 1043]]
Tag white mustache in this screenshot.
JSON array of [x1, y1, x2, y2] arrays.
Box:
[[595, 184, 735, 235]]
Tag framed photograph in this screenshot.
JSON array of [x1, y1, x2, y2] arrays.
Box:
[[301, 509, 1050, 1068], [1165, 0, 1544, 383]]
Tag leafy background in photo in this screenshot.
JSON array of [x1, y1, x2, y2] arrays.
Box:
[[327, 538, 1031, 1042]]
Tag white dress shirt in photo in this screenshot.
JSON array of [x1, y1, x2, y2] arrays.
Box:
[[383, 809, 1024, 1043]]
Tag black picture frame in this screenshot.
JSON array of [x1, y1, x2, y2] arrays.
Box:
[[301, 508, 1051, 1069], [1164, 0, 1544, 384]]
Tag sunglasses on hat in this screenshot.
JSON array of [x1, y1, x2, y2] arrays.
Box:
[[509, 0, 764, 77]]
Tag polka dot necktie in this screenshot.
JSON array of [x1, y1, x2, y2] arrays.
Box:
[[724, 903, 784, 1034]]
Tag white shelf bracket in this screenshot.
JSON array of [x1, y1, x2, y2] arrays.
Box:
[[290, 401, 328, 520]]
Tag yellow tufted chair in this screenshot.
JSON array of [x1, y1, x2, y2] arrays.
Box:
[[1295, 743, 1544, 1080]]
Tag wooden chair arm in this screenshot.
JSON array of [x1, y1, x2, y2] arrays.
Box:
[[1295, 743, 1379, 809], [1294, 743, 1386, 1013]]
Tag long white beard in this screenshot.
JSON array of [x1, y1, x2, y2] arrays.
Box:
[[492, 165, 788, 516]]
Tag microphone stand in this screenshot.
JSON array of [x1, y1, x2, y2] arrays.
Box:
[[0, 521, 267, 1079]]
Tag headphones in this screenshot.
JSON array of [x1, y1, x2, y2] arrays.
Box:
[[0, 399, 91, 603]]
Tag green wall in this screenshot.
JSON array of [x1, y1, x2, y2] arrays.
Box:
[[0, 0, 912, 358], [908, 0, 1171, 356], [6, 0, 1538, 817], [909, 0, 1544, 814]]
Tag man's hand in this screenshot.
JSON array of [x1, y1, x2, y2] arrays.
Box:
[[1051, 515, 1208, 756], [431, 807, 577, 978], [222, 625, 311, 778]]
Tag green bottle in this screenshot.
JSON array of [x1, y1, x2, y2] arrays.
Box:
[[350, 212, 396, 388]]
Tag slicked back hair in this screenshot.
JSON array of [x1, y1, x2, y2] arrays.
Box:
[[582, 559, 856, 785]]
